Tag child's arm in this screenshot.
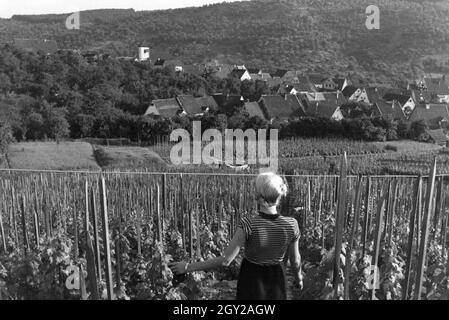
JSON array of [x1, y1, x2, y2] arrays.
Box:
[[288, 238, 303, 288], [169, 228, 245, 274]]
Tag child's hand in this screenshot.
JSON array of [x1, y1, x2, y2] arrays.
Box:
[[169, 261, 188, 275], [294, 272, 304, 290], [294, 278, 303, 290]]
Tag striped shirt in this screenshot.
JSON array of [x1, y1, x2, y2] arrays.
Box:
[[238, 212, 300, 265]]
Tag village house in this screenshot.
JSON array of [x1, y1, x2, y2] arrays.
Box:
[[413, 76, 449, 103], [301, 91, 347, 120], [248, 68, 272, 81], [306, 73, 327, 90], [383, 92, 416, 116], [176, 95, 206, 116], [243, 101, 268, 122], [230, 67, 252, 81], [320, 77, 349, 92], [145, 94, 219, 118], [258, 94, 306, 122], [427, 128, 449, 146], [154, 58, 184, 72], [212, 94, 245, 114], [195, 96, 219, 113], [407, 104, 449, 129], [372, 100, 407, 121], [144, 98, 185, 119]]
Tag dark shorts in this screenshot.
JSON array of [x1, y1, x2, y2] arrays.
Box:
[[236, 258, 287, 300]]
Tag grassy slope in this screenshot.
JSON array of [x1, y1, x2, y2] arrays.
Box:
[[8, 141, 100, 170], [7, 142, 169, 171], [94, 145, 167, 170]]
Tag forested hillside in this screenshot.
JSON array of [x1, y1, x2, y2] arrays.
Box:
[[1, 0, 449, 83]]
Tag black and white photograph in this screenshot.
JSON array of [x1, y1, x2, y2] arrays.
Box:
[[0, 0, 449, 308]]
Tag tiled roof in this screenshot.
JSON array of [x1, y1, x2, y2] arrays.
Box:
[[428, 129, 448, 145], [332, 78, 347, 90], [211, 94, 244, 112], [342, 85, 358, 98], [230, 69, 248, 79], [408, 104, 449, 129], [244, 102, 267, 121], [383, 93, 412, 105], [145, 98, 182, 118], [303, 92, 347, 118], [195, 96, 219, 112], [373, 100, 406, 120], [259, 95, 305, 120], [177, 95, 203, 115], [247, 68, 261, 74], [272, 69, 288, 78], [424, 77, 449, 95]]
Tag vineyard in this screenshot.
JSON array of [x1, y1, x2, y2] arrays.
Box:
[[0, 154, 448, 300]]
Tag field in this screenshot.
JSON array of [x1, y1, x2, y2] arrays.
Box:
[[7, 142, 100, 171], [3, 140, 449, 177], [0, 154, 448, 300], [93, 146, 167, 170]]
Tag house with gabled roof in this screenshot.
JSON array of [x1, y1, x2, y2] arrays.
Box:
[[258, 94, 306, 122], [271, 69, 289, 79], [176, 95, 204, 116], [230, 68, 251, 81], [427, 128, 448, 146], [278, 80, 318, 95], [411, 90, 439, 104], [144, 98, 184, 118], [244, 101, 268, 121], [342, 85, 360, 100], [383, 93, 415, 116], [301, 91, 347, 120], [212, 94, 245, 113], [247, 68, 262, 75], [321, 77, 349, 92], [372, 100, 407, 121], [407, 104, 449, 129], [415, 76, 449, 103], [195, 96, 219, 113], [307, 73, 327, 89]]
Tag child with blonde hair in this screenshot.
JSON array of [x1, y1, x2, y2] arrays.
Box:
[[169, 172, 303, 300]]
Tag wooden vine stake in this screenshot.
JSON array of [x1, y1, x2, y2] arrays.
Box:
[[402, 176, 422, 300], [414, 158, 437, 300], [361, 176, 371, 256], [99, 175, 114, 300], [90, 188, 102, 281], [371, 184, 388, 300], [333, 152, 347, 299], [85, 180, 99, 300], [432, 177, 444, 241], [343, 174, 363, 300], [0, 209, 6, 253], [21, 196, 30, 255]]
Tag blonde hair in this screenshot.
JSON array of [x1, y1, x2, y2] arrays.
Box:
[[255, 172, 288, 206]]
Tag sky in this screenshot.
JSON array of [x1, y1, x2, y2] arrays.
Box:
[[0, 0, 246, 18]]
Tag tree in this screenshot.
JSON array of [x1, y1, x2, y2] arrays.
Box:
[[411, 120, 427, 140], [70, 114, 96, 138], [44, 108, 70, 142]]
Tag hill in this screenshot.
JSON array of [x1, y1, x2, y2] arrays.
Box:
[[1, 0, 449, 83]]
